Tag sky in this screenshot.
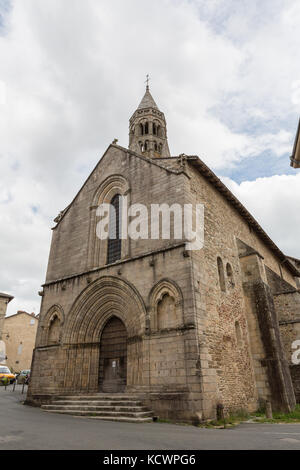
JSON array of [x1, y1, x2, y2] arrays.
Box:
[[1, 0, 300, 315]]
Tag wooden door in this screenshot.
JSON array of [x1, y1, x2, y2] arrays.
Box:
[[99, 317, 127, 393]]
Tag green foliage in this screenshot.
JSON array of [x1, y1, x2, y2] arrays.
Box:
[[201, 408, 251, 428], [256, 398, 267, 415], [254, 404, 300, 423]]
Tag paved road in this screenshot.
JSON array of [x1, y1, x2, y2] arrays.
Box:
[[1, 386, 300, 450]]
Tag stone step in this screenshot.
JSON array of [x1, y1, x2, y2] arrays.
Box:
[[42, 404, 150, 412], [55, 395, 141, 401], [49, 400, 143, 406], [42, 409, 153, 418], [89, 416, 153, 423], [41, 394, 154, 423]]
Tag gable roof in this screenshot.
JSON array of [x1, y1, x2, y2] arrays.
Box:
[[5, 310, 38, 320], [287, 256, 300, 272], [52, 143, 181, 228], [0, 292, 14, 302], [49, 144, 300, 277]]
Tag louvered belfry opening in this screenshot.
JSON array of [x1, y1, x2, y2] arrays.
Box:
[[98, 316, 127, 393], [107, 194, 122, 264]]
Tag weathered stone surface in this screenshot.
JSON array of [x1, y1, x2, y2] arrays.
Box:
[[0, 292, 14, 342], [4, 311, 38, 372], [27, 88, 300, 422]]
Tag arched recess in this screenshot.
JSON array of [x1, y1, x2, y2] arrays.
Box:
[[149, 279, 184, 331], [64, 276, 146, 344], [40, 304, 65, 346], [63, 276, 146, 391], [87, 174, 130, 269], [153, 119, 162, 136], [138, 119, 147, 136]]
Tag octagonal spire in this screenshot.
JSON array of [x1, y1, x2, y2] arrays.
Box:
[[129, 81, 171, 159], [137, 86, 159, 110]]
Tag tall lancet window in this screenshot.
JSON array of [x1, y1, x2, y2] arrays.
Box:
[[107, 194, 122, 264]]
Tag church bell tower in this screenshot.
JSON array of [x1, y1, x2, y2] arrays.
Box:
[[129, 80, 171, 159]]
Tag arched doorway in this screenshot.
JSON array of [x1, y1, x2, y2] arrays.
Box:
[[99, 317, 127, 393]]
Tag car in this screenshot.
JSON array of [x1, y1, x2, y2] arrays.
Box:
[[16, 369, 30, 384], [0, 365, 15, 384]]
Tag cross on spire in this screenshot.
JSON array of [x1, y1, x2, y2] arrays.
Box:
[[145, 74, 150, 90]]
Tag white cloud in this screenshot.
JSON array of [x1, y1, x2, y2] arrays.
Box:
[[0, 0, 300, 314], [221, 173, 300, 258]]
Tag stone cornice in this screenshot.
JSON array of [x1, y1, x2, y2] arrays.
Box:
[[42, 242, 186, 287]]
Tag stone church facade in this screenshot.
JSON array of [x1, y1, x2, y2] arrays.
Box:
[[27, 86, 300, 422]]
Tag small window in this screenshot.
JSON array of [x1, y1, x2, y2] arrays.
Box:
[[140, 124, 144, 136], [107, 194, 122, 264], [145, 122, 149, 134], [217, 257, 226, 292], [153, 123, 157, 135], [235, 321, 242, 345]]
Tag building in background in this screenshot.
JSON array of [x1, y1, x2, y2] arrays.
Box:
[[290, 118, 300, 168], [4, 311, 38, 372], [0, 292, 14, 364], [0, 292, 14, 340]]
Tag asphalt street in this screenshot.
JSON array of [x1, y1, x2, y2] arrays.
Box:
[[1, 385, 300, 450]]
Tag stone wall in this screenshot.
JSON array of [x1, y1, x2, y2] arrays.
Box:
[[28, 146, 299, 421], [46, 146, 187, 282], [273, 290, 300, 403], [265, 266, 300, 403], [188, 164, 296, 414], [0, 298, 7, 342], [28, 242, 203, 422], [290, 365, 300, 402], [0, 294, 13, 342], [275, 292, 300, 360]]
